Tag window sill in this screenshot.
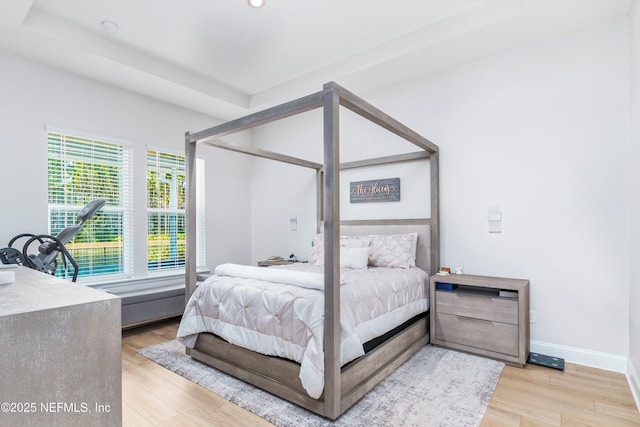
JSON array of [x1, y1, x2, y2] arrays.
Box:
[[88, 267, 209, 296]]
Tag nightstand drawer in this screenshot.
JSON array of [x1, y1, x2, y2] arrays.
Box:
[[435, 312, 519, 356], [435, 291, 518, 325]]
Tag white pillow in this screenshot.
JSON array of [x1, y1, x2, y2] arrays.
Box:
[[367, 233, 418, 269], [340, 247, 370, 269], [340, 237, 370, 248], [309, 234, 371, 266]]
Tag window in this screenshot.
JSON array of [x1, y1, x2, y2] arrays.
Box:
[[47, 128, 134, 279], [147, 149, 205, 272]]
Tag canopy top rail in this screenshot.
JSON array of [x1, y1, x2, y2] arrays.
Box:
[[199, 139, 430, 172], [328, 82, 438, 155], [340, 151, 430, 171], [204, 138, 323, 170], [186, 91, 324, 144], [186, 82, 438, 159]]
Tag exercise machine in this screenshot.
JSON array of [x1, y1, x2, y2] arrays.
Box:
[[0, 199, 105, 282]]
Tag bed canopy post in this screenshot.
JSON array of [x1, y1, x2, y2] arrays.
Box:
[[430, 154, 440, 275], [185, 132, 198, 305], [316, 169, 323, 233], [323, 82, 341, 419]]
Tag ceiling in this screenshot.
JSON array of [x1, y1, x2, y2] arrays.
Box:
[[0, 0, 632, 120]]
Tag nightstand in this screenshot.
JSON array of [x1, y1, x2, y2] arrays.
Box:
[[430, 273, 530, 367]]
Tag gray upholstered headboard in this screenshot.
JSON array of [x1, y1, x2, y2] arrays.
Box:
[[332, 219, 432, 273]]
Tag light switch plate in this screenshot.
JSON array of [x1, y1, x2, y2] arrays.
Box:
[[488, 204, 502, 233]]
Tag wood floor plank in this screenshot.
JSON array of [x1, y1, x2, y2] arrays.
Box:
[[155, 413, 207, 427], [151, 383, 246, 426], [595, 399, 640, 424], [122, 319, 640, 426], [480, 405, 522, 426], [505, 364, 552, 384], [561, 411, 640, 427], [548, 373, 636, 403], [489, 393, 562, 425], [122, 400, 154, 427], [493, 376, 595, 412], [122, 376, 181, 425]]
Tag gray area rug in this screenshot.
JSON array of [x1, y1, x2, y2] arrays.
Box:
[[138, 340, 504, 427]]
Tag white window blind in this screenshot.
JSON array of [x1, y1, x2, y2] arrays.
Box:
[[147, 150, 205, 271], [47, 128, 134, 279]]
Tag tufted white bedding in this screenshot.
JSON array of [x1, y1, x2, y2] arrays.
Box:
[[177, 263, 429, 399]]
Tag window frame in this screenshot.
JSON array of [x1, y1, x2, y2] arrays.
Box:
[[46, 126, 134, 282], [146, 146, 206, 274]]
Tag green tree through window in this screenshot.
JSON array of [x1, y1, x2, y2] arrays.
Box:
[[147, 150, 187, 271], [47, 129, 133, 279]]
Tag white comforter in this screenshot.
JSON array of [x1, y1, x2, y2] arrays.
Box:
[[177, 263, 429, 399]]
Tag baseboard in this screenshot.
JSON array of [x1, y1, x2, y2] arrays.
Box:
[[530, 340, 627, 372], [628, 359, 640, 413]]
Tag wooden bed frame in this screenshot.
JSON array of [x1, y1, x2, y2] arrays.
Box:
[[184, 82, 439, 419]]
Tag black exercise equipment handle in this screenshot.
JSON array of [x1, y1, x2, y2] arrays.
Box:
[[22, 234, 79, 282], [8, 233, 43, 248]]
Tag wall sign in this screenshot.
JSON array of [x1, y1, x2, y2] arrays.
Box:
[[350, 178, 400, 203]]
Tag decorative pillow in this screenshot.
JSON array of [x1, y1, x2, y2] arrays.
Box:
[[340, 247, 370, 269], [309, 234, 371, 266], [367, 233, 418, 269]]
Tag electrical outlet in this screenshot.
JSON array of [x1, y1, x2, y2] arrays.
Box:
[[530, 310, 536, 323]]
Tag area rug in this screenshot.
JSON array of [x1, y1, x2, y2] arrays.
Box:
[[138, 340, 504, 427]]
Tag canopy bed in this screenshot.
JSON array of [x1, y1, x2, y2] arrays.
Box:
[[180, 82, 439, 420]]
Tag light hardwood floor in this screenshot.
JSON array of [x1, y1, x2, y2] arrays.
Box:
[[122, 319, 640, 426]]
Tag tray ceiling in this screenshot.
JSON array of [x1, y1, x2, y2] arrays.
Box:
[[0, 0, 631, 119]]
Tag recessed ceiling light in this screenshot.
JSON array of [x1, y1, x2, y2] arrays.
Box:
[[247, 0, 265, 8], [100, 20, 118, 35]]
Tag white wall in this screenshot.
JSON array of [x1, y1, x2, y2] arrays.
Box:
[[249, 108, 432, 262], [0, 52, 253, 280], [628, 0, 640, 403], [249, 111, 322, 262], [383, 17, 630, 360], [250, 17, 630, 365], [339, 162, 430, 221], [384, 17, 630, 363]]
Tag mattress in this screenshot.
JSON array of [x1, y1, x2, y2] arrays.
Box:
[[177, 262, 429, 399]]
